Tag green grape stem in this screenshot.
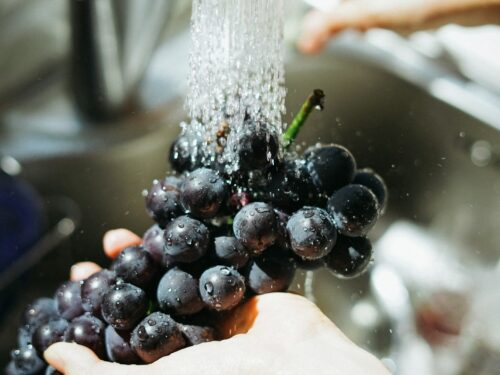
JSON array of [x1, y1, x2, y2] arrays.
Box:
[[283, 89, 325, 150]]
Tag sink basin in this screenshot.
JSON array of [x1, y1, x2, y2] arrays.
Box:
[[1, 36, 499, 367]]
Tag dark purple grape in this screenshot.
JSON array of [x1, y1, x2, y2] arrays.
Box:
[[325, 236, 372, 278], [45, 366, 62, 375], [145, 179, 184, 228], [305, 144, 356, 196], [180, 324, 216, 346], [353, 168, 388, 213], [54, 281, 84, 321], [199, 266, 246, 311], [64, 313, 105, 358], [244, 249, 296, 294], [130, 312, 186, 363], [236, 121, 280, 171], [111, 246, 159, 289], [101, 283, 148, 331], [22, 298, 58, 331], [233, 202, 277, 254], [143, 224, 176, 268], [81, 269, 116, 317], [327, 184, 379, 237], [213, 236, 249, 269], [180, 168, 228, 219], [9, 345, 45, 375], [169, 135, 203, 173], [18, 326, 33, 347], [157, 268, 204, 316], [163, 215, 210, 263], [164, 175, 183, 191], [32, 318, 68, 355], [266, 159, 315, 212], [104, 325, 141, 364], [286, 207, 336, 260]]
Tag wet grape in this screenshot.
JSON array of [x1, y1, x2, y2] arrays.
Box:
[[199, 266, 246, 311], [54, 281, 84, 321], [213, 236, 249, 269], [233, 202, 277, 254], [325, 236, 372, 279], [353, 168, 388, 213], [32, 318, 68, 355], [64, 313, 105, 358], [111, 246, 159, 289], [101, 283, 148, 331], [81, 269, 116, 317], [104, 325, 141, 364], [157, 268, 204, 316]]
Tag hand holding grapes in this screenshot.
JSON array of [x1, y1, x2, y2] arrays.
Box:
[[299, 0, 500, 54], [43, 229, 389, 375]]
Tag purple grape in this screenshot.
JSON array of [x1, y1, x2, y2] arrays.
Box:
[[54, 281, 84, 321], [145, 179, 184, 228], [245, 249, 296, 294], [180, 168, 228, 219], [213, 236, 249, 269], [101, 283, 148, 331], [163, 215, 210, 263], [169, 135, 203, 173], [325, 236, 372, 279], [157, 268, 204, 316], [353, 168, 388, 213], [199, 266, 246, 311], [286, 207, 337, 260], [327, 184, 379, 237], [104, 325, 141, 364], [81, 269, 116, 317], [143, 224, 176, 268], [233, 202, 277, 254], [305, 144, 356, 196], [163, 176, 183, 191], [111, 246, 159, 289], [22, 298, 58, 332], [32, 318, 68, 355], [130, 312, 186, 363], [236, 121, 280, 171], [180, 324, 216, 346], [64, 313, 105, 358], [9, 345, 45, 375]]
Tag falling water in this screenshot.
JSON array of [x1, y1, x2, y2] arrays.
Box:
[[182, 0, 286, 173]]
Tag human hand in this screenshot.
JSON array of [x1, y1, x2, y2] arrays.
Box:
[[298, 0, 500, 54], [45, 229, 390, 375]]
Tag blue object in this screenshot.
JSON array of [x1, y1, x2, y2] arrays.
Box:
[[0, 170, 43, 273]]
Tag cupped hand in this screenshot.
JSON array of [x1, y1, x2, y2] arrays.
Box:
[[298, 0, 500, 54], [45, 229, 390, 375]]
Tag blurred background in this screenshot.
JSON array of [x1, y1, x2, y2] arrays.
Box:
[[1, 1, 500, 374]]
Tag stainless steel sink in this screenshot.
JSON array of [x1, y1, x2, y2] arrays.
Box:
[[1, 33, 500, 369]]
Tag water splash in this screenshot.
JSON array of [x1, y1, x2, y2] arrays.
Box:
[[183, 0, 286, 173]]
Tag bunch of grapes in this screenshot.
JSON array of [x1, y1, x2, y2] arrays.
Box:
[[6, 90, 387, 374]]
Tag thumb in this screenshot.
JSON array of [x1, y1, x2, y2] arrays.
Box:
[[44, 343, 100, 374]]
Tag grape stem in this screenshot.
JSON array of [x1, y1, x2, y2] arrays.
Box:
[[283, 89, 325, 150]]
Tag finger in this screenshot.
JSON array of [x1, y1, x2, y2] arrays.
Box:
[[298, 10, 339, 54], [103, 229, 142, 259], [70, 262, 102, 281]]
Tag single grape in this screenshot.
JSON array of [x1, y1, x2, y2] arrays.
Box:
[[111, 246, 159, 289], [32, 318, 68, 355], [266, 159, 315, 212], [180, 168, 228, 219], [81, 269, 116, 317], [22, 298, 58, 331], [157, 268, 204, 316], [199, 266, 246, 311], [305, 144, 356, 196], [213, 236, 249, 269], [244, 249, 296, 294], [169, 135, 203, 173], [9, 345, 45, 375], [64, 313, 105, 358], [163, 175, 183, 191], [327, 184, 379, 237], [130, 312, 186, 363], [180, 324, 216, 346], [163, 215, 210, 263], [104, 325, 141, 364], [325, 236, 372, 278], [145, 179, 184, 228], [353, 168, 388, 213], [143, 224, 176, 268], [236, 121, 280, 171], [54, 281, 84, 321], [233, 202, 277, 254], [101, 283, 148, 331], [286, 207, 337, 260]]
